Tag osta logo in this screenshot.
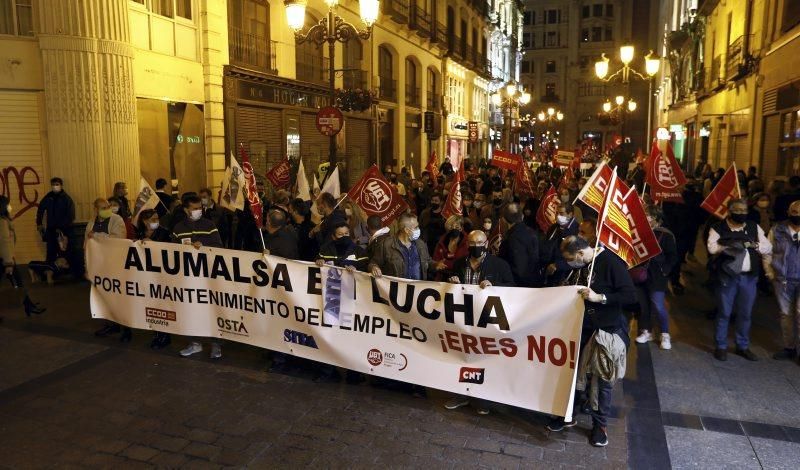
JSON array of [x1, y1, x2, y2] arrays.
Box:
[[367, 348, 383, 366], [217, 316, 249, 336], [459, 367, 485, 384]]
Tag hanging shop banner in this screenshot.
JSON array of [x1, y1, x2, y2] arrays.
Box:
[[87, 238, 585, 419]]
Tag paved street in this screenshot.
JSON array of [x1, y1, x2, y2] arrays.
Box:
[[1, 255, 800, 469]]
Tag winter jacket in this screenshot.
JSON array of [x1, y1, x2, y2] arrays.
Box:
[[0, 217, 15, 266], [498, 222, 540, 287], [36, 191, 76, 229]]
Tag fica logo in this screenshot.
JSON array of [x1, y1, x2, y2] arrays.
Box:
[[217, 317, 249, 336], [459, 367, 485, 384], [284, 329, 319, 349]]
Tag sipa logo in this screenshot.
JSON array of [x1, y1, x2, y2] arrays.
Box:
[[283, 329, 319, 349], [459, 367, 485, 384], [367, 348, 383, 366], [362, 179, 392, 212], [217, 317, 249, 336], [655, 152, 679, 188]]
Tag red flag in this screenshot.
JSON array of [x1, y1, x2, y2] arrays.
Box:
[[535, 186, 559, 232], [596, 172, 636, 266], [426, 149, 441, 186], [623, 187, 662, 266], [442, 165, 464, 219], [646, 140, 687, 203], [347, 165, 409, 225], [265, 157, 291, 188], [491, 149, 522, 171], [239, 145, 264, 229], [574, 161, 614, 214], [700, 165, 742, 219], [515, 160, 535, 198]]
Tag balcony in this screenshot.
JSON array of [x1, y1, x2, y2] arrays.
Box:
[[410, 6, 431, 37], [406, 84, 421, 107], [427, 91, 440, 110], [464, 45, 475, 66], [726, 35, 754, 81], [296, 52, 329, 86], [702, 55, 724, 93], [383, 0, 409, 24], [434, 22, 447, 46], [343, 70, 368, 90], [228, 26, 277, 74], [379, 77, 396, 101]]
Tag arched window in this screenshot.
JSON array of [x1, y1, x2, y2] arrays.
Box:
[[427, 67, 440, 110], [378, 46, 395, 101], [405, 59, 419, 107]]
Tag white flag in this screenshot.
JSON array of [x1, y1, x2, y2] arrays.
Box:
[[220, 152, 246, 211], [131, 177, 160, 225], [296, 159, 312, 202], [312, 173, 321, 195], [310, 166, 341, 224]]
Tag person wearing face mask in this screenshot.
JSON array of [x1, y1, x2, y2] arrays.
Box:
[[432, 216, 469, 280], [199, 188, 231, 248], [542, 203, 579, 284], [747, 192, 773, 233], [289, 198, 319, 262], [479, 188, 505, 223], [633, 206, 678, 350], [110, 181, 131, 220], [461, 192, 480, 231], [763, 200, 800, 362], [310, 192, 347, 245], [36, 177, 76, 263], [387, 172, 406, 196], [108, 198, 136, 239], [370, 213, 437, 282], [498, 203, 540, 287], [342, 201, 370, 248], [419, 193, 446, 254], [87, 198, 128, 338], [546, 236, 635, 447], [134, 209, 170, 348], [1, 195, 46, 317], [707, 199, 773, 361], [170, 195, 224, 359], [444, 229, 514, 415]]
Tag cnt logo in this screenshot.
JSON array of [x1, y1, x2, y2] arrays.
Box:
[[284, 329, 319, 349], [459, 367, 485, 384], [217, 316, 249, 336]]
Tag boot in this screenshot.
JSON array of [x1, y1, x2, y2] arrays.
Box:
[[23, 295, 46, 317], [119, 327, 132, 343]]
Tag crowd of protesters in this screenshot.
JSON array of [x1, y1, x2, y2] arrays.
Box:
[[2, 152, 800, 449]]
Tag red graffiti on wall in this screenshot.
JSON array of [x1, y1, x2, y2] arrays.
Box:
[[0, 166, 41, 220]]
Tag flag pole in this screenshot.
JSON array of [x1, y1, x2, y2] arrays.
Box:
[[732, 162, 742, 199], [587, 167, 619, 289]]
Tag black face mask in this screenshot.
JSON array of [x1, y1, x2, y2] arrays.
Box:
[[469, 245, 487, 259], [789, 215, 800, 226], [334, 237, 351, 248], [448, 229, 461, 239], [493, 198, 503, 206], [729, 213, 748, 224], [430, 203, 440, 210]]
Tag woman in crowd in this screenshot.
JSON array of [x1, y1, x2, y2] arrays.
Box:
[[1, 196, 46, 317], [342, 200, 370, 248], [432, 215, 469, 280], [748, 192, 774, 233], [135, 209, 171, 348], [109, 197, 136, 239]]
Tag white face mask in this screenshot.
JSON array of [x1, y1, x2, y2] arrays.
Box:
[[148, 222, 160, 230], [474, 201, 484, 209], [409, 228, 421, 241], [111, 206, 120, 214], [483, 222, 492, 231], [557, 215, 570, 226], [189, 209, 203, 221], [345, 208, 353, 217]]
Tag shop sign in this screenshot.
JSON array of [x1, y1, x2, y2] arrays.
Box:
[[468, 122, 478, 143], [316, 107, 344, 137], [238, 80, 331, 109]]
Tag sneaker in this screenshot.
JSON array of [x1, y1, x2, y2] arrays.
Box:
[[210, 343, 222, 360], [713, 348, 727, 361], [735, 348, 758, 361], [660, 333, 672, 350], [476, 407, 490, 415], [94, 324, 120, 337], [180, 342, 202, 357], [546, 416, 577, 432], [444, 397, 470, 410], [635, 330, 653, 344], [772, 348, 797, 361], [590, 425, 608, 447]]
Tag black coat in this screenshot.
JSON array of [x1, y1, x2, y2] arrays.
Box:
[[585, 250, 636, 331], [316, 208, 347, 245], [36, 191, 75, 229], [498, 222, 540, 287], [293, 217, 319, 262], [452, 254, 515, 287], [156, 191, 174, 217], [318, 239, 369, 272], [643, 227, 678, 291], [262, 226, 299, 260]]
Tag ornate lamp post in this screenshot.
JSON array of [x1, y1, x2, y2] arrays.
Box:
[[491, 83, 531, 153], [600, 96, 637, 144], [535, 107, 564, 149], [285, 0, 380, 166], [594, 45, 660, 143]]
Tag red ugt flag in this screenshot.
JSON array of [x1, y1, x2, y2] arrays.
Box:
[[535, 186, 559, 232], [265, 157, 291, 188], [442, 164, 464, 219], [426, 150, 441, 185], [239, 145, 264, 229], [646, 140, 687, 203], [700, 165, 742, 219], [515, 161, 535, 198], [347, 166, 409, 225]]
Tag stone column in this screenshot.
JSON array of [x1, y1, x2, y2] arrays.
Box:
[[38, 0, 139, 220]]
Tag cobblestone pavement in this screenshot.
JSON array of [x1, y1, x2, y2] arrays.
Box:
[[0, 281, 627, 469]]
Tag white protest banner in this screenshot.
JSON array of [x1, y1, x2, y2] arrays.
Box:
[[87, 238, 585, 418]]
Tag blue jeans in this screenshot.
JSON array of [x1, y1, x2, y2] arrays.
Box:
[[636, 285, 669, 333], [715, 274, 758, 349], [774, 280, 800, 350]]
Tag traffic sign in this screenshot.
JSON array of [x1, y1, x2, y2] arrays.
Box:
[[316, 106, 344, 136]]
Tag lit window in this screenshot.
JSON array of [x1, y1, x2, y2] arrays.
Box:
[[0, 0, 33, 36]]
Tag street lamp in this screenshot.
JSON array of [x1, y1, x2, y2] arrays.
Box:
[[600, 96, 637, 139], [285, 0, 379, 166], [491, 82, 531, 152], [594, 45, 661, 144], [535, 107, 564, 149]]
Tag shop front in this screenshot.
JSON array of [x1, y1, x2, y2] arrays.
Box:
[[446, 115, 469, 168]]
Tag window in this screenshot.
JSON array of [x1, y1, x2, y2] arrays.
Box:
[[582, 28, 589, 42], [783, 0, 800, 33], [545, 83, 556, 97], [229, 1, 272, 71], [545, 60, 556, 73], [582, 5, 590, 18], [604, 27, 613, 41], [0, 0, 33, 36], [521, 60, 531, 74], [523, 11, 532, 25], [522, 32, 531, 48], [531, 11, 536, 25], [176, 0, 192, 19], [593, 4, 603, 17], [546, 9, 558, 24], [152, 0, 174, 18], [606, 4, 614, 17], [406, 58, 419, 107], [130, 0, 198, 59], [546, 31, 557, 47], [592, 27, 602, 42]]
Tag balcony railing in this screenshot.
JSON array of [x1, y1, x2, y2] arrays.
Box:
[[296, 52, 329, 86], [434, 22, 447, 45], [410, 6, 431, 37], [726, 35, 752, 80], [427, 91, 440, 110], [229, 26, 277, 73], [383, 0, 409, 24], [464, 45, 476, 66], [379, 77, 396, 101], [343, 70, 368, 90], [405, 84, 420, 107], [703, 55, 724, 92]]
